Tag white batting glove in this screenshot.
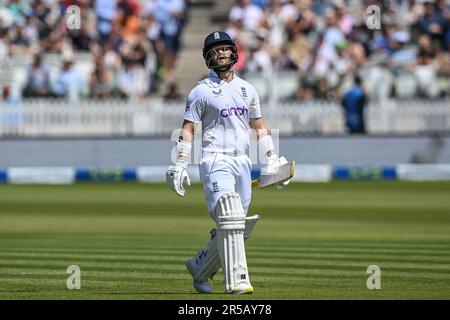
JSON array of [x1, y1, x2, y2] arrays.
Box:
[[261, 154, 291, 190], [261, 154, 288, 176], [166, 160, 191, 197]]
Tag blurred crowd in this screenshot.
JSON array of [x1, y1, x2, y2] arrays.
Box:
[[226, 0, 450, 101], [0, 0, 188, 101], [0, 0, 449, 103]]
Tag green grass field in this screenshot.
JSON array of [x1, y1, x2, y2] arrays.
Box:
[[0, 181, 449, 300]]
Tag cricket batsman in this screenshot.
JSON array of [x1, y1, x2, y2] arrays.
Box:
[[166, 31, 291, 294]]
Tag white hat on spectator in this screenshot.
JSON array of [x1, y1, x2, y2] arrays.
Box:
[[0, 8, 13, 28], [62, 50, 74, 63], [229, 9, 244, 22], [332, 0, 345, 7], [392, 31, 410, 43]]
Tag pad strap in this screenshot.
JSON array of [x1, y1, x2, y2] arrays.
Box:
[[217, 216, 245, 231]]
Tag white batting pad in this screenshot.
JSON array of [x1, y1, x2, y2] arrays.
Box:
[[214, 192, 251, 293], [244, 214, 260, 239], [187, 215, 261, 283], [187, 228, 221, 282]]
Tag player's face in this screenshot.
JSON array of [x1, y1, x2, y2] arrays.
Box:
[[210, 44, 233, 66], [204, 42, 237, 70]]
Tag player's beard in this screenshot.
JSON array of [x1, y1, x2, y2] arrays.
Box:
[[214, 62, 232, 73], [214, 64, 234, 80], [214, 54, 234, 75]]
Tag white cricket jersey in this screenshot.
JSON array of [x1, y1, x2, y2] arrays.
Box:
[[184, 70, 262, 158]]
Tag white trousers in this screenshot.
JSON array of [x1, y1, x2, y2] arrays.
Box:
[[199, 153, 252, 214]]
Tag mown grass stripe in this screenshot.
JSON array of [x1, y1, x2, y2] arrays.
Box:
[[11, 250, 448, 264], [0, 265, 448, 282], [2, 257, 449, 278], [2, 239, 450, 248], [2, 245, 450, 258], [2, 252, 448, 269], [2, 252, 450, 270], [2, 253, 450, 268], [2, 258, 449, 278], [2, 245, 450, 256]]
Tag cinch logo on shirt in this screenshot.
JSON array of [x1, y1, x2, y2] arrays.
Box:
[[220, 106, 248, 118]]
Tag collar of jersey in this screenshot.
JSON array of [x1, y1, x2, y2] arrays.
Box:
[[209, 70, 236, 85]]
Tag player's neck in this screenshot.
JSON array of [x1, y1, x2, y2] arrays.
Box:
[[216, 69, 234, 83]]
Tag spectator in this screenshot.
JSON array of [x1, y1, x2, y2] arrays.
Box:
[[435, 50, 450, 97], [23, 16, 39, 50], [23, 54, 52, 98], [311, 9, 345, 80], [95, 0, 117, 44], [163, 82, 182, 101], [69, 23, 95, 52], [348, 38, 367, 69], [53, 56, 87, 102], [229, 0, 265, 33], [371, 24, 398, 56], [388, 31, 417, 74], [101, 45, 122, 95], [276, 45, 297, 71], [142, 12, 162, 92], [286, 14, 312, 72], [119, 30, 151, 69], [253, 0, 270, 10], [418, 0, 448, 49], [402, 0, 425, 28], [117, 62, 147, 100], [276, 0, 299, 24], [0, 28, 10, 63], [414, 34, 438, 97], [329, 40, 353, 94], [31, 0, 53, 41], [106, 20, 125, 52], [335, 1, 353, 36], [244, 37, 273, 76], [90, 56, 113, 99], [10, 24, 31, 55], [117, 0, 141, 39], [341, 75, 367, 134], [154, 0, 186, 83], [265, 0, 297, 55], [123, 27, 156, 93]]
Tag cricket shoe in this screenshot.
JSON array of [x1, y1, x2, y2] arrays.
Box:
[[185, 260, 212, 294], [230, 283, 254, 295]]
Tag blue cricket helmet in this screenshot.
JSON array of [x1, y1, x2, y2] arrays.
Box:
[[202, 31, 238, 70]]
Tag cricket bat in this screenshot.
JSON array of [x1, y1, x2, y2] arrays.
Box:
[[252, 160, 295, 189]]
